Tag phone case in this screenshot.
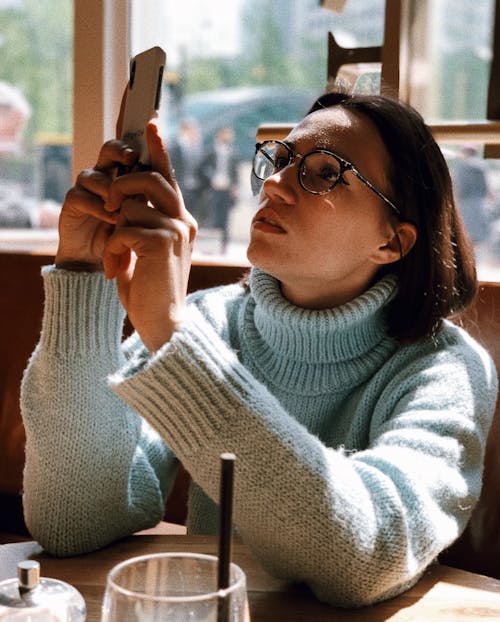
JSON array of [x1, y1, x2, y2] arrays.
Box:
[[120, 46, 166, 166]]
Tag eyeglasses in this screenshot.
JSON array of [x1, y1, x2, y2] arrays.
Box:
[[252, 139, 400, 216]]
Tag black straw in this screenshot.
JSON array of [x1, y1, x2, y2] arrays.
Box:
[[217, 452, 236, 621]]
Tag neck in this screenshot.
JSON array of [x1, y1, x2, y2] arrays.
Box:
[[279, 271, 379, 310]]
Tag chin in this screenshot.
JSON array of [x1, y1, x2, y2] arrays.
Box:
[[247, 254, 281, 284], [251, 245, 299, 281], [246, 242, 274, 272]]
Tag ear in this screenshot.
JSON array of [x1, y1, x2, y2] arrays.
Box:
[[372, 221, 417, 265]]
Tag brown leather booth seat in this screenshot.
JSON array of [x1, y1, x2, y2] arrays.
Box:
[[1, 251, 500, 580], [0, 252, 247, 530], [440, 282, 500, 576]]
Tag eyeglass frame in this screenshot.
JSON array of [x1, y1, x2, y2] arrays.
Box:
[[253, 139, 401, 216]]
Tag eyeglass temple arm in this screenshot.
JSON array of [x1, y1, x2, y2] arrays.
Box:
[[351, 169, 401, 215]]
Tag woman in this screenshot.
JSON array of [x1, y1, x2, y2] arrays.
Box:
[[21, 90, 498, 607]]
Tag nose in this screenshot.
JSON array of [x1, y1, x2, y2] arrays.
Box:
[[261, 159, 297, 203]]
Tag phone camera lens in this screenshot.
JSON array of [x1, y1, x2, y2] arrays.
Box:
[[129, 60, 136, 88]]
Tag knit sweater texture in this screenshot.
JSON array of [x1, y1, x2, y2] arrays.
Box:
[[21, 266, 498, 607]]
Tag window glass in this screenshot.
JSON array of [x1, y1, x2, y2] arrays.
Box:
[[406, 0, 497, 279], [134, 0, 499, 280], [131, 0, 387, 259], [409, 0, 494, 122], [444, 145, 500, 281], [0, 0, 72, 248]]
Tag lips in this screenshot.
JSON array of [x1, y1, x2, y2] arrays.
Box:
[[252, 207, 286, 233]]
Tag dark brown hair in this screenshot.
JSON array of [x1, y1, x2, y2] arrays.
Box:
[[307, 90, 477, 343]]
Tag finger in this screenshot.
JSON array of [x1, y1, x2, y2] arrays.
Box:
[[104, 210, 193, 276], [117, 199, 177, 229], [94, 139, 138, 173], [102, 226, 174, 280], [106, 169, 182, 218], [76, 166, 142, 218], [114, 188, 197, 245], [147, 121, 178, 189], [64, 184, 117, 225], [103, 244, 131, 280], [146, 123, 191, 223], [76, 168, 113, 203]]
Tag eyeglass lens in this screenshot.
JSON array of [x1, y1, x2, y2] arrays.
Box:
[[253, 141, 342, 194]]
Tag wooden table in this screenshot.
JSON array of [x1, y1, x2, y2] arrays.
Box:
[[2, 533, 500, 621]]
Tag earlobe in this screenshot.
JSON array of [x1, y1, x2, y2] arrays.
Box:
[[373, 221, 417, 265]]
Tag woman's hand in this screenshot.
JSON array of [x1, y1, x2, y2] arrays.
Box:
[[55, 141, 139, 271], [102, 121, 198, 352]]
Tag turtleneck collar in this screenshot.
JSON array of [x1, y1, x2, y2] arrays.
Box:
[[238, 268, 398, 394]]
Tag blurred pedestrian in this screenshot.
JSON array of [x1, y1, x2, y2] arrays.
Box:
[[452, 145, 490, 244], [169, 118, 207, 224], [201, 126, 239, 253], [0, 81, 33, 227]]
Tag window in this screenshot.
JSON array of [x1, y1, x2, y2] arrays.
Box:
[[0, 0, 72, 247], [130, 0, 500, 280], [404, 0, 498, 281], [130, 0, 388, 260], [1, 0, 499, 282]]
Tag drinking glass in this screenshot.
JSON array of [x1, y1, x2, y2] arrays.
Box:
[[101, 552, 249, 622]]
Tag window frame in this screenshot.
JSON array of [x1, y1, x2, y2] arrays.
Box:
[[72, 0, 129, 178]]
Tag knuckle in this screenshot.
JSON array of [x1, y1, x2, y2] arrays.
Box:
[[76, 168, 93, 185], [65, 183, 86, 201], [187, 217, 198, 240], [104, 138, 125, 154], [155, 219, 192, 249], [148, 170, 165, 186], [146, 229, 175, 252], [63, 184, 88, 212], [63, 186, 77, 206], [168, 218, 188, 241]]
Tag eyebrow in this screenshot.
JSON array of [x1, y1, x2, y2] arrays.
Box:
[[284, 136, 352, 160]]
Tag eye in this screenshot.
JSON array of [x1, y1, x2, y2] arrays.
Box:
[[270, 144, 291, 170], [317, 164, 337, 182], [300, 152, 344, 193], [303, 155, 341, 183], [274, 154, 290, 170]]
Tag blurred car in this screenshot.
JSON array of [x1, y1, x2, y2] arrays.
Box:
[[164, 85, 318, 162]]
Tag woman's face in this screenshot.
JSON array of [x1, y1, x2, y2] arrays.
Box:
[[247, 106, 401, 308]]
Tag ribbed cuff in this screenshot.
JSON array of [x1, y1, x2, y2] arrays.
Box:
[[40, 265, 126, 355], [110, 305, 257, 458]]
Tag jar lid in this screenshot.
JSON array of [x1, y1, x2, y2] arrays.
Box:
[[0, 560, 86, 619], [18, 560, 40, 591]]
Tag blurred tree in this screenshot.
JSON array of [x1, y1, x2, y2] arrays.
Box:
[[184, 2, 327, 94], [0, 0, 73, 139]]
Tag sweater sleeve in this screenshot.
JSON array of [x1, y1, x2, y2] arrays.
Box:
[[21, 267, 177, 557], [109, 305, 498, 607]]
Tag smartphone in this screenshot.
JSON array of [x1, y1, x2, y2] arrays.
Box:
[[120, 46, 166, 169]]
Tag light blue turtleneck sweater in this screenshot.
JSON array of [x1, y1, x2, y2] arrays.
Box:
[[21, 266, 498, 607]]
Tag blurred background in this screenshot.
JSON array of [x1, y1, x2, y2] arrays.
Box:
[[0, 0, 498, 278]]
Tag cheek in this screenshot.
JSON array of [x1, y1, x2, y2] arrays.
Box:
[[295, 205, 352, 247], [296, 205, 389, 261]]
